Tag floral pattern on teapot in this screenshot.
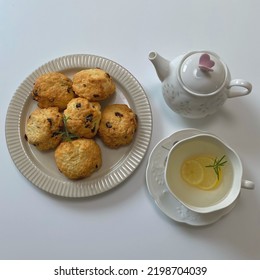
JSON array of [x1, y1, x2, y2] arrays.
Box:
[[163, 82, 226, 118]]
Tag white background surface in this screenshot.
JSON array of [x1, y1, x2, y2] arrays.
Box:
[[1, 0, 260, 259]]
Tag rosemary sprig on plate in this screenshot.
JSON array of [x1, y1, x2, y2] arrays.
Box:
[[61, 115, 78, 142], [205, 155, 227, 180]]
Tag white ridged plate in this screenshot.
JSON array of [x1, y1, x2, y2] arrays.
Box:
[[5, 54, 152, 197]]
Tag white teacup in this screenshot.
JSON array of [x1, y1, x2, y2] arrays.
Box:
[[164, 133, 254, 213]]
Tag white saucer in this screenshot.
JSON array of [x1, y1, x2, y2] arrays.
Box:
[[146, 128, 238, 226]]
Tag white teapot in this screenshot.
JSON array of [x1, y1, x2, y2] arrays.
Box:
[[149, 51, 252, 118]]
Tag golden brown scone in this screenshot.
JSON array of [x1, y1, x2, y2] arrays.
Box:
[[54, 139, 102, 179], [32, 72, 75, 110], [72, 68, 116, 101], [63, 97, 101, 138], [25, 107, 63, 151], [98, 104, 138, 148]]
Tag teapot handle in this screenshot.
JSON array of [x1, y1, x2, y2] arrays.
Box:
[[227, 79, 252, 98]]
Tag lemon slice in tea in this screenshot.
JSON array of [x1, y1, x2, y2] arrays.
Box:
[[196, 156, 221, 190], [181, 156, 222, 190], [181, 159, 204, 186]]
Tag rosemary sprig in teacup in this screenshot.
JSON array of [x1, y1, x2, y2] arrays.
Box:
[[205, 155, 227, 180]]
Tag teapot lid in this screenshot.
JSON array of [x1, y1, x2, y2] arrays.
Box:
[[179, 51, 226, 95]]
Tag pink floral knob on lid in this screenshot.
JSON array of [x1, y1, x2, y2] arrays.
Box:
[[198, 53, 215, 72]]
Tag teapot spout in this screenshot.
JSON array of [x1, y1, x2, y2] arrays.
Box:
[[149, 51, 170, 82]]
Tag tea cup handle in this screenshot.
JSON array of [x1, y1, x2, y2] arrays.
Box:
[[241, 179, 255, 190], [227, 79, 252, 98]]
